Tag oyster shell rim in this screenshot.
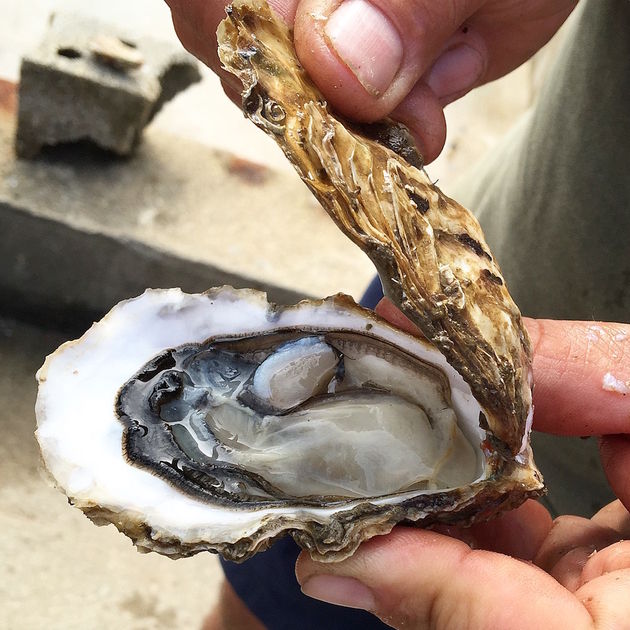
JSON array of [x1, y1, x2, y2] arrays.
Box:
[[35, 0, 546, 562]]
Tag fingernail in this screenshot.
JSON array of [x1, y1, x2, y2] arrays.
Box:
[[426, 44, 484, 104], [325, 0, 403, 96], [301, 574, 376, 610]]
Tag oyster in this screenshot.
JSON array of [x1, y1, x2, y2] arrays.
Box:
[[36, 287, 541, 562], [35, 0, 544, 563]]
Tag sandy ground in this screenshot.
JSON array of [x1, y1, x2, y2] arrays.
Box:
[[0, 2, 572, 629]]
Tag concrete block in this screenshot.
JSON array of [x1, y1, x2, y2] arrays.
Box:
[[15, 13, 200, 158]]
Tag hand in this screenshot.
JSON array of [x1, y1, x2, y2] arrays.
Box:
[[295, 300, 630, 629], [164, 0, 576, 162]]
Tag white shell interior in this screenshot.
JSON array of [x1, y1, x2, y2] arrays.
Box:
[[36, 288, 487, 547]]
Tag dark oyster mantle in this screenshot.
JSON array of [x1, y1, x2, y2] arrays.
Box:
[[118, 329, 484, 507]]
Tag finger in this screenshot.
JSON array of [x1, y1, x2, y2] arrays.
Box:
[[376, 301, 630, 437], [268, 0, 299, 22], [526, 319, 630, 436], [165, 1, 297, 75], [574, 569, 630, 629], [579, 540, 630, 587], [592, 499, 630, 536], [293, 1, 575, 162], [460, 499, 552, 560], [534, 515, 622, 591], [462, 2, 576, 85], [294, 0, 487, 120], [166, 1, 231, 73], [293, 0, 485, 161], [296, 527, 592, 629], [221, 79, 245, 108], [433, 499, 552, 561], [165, 0, 298, 27], [390, 82, 446, 163], [599, 436, 630, 511], [374, 298, 418, 335]]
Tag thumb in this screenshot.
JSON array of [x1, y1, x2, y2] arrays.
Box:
[[294, 0, 488, 160], [295, 528, 592, 629]]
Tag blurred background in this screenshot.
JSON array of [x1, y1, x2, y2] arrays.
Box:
[[0, 1, 566, 628]]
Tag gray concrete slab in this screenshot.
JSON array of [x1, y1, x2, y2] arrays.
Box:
[[0, 316, 222, 630], [0, 84, 375, 329], [0, 0, 180, 82], [0, 0, 297, 175]]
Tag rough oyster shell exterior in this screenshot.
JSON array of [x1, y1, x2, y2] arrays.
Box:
[[218, 0, 534, 457]]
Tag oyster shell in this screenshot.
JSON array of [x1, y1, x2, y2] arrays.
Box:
[[217, 0, 533, 456], [36, 287, 541, 562], [35, 0, 544, 563]]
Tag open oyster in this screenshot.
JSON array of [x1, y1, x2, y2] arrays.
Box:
[[35, 0, 544, 563], [37, 287, 541, 562]]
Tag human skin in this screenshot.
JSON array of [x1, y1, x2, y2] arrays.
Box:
[[163, 0, 577, 162]]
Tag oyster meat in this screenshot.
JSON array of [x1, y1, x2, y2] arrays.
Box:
[[35, 0, 544, 563]]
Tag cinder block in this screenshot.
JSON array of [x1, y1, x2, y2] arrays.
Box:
[[16, 14, 200, 158]]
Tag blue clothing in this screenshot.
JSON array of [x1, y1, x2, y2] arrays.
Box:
[[360, 276, 386, 313], [221, 537, 388, 630], [220, 277, 386, 629]]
